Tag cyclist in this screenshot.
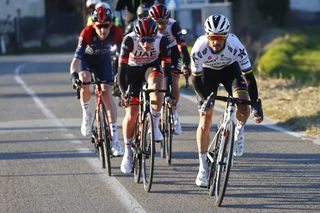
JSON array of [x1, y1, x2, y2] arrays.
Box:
[[124, 3, 150, 35], [149, 3, 191, 135], [70, 7, 124, 156], [190, 15, 264, 186], [118, 17, 172, 173], [86, 0, 101, 26]]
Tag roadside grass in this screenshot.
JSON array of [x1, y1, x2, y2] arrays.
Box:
[[255, 29, 320, 139]]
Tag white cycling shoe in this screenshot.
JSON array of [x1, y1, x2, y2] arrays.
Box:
[[233, 125, 245, 157], [195, 169, 209, 187], [111, 143, 124, 157], [120, 153, 132, 174], [81, 113, 92, 137]]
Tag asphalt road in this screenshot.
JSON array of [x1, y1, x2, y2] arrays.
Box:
[[0, 54, 319, 213]]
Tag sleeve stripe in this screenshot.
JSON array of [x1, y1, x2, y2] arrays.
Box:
[[192, 72, 203, 76]]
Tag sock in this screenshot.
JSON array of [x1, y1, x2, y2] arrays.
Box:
[[123, 138, 133, 156], [173, 107, 178, 121], [236, 122, 245, 132], [80, 101, 90, 117], [151, 108, 161, 129], [199, 152, 208, 171], [109, 123, 118, 144]]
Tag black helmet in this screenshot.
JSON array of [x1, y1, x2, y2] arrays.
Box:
[[134, 18, 158, 38]]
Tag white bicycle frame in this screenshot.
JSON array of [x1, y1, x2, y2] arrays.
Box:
[[207, 102, 236, 163]]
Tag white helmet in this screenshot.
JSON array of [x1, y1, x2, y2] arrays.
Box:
[[95, 2, 110, 10], [204, 15, 230, 34], [86, 0, 100, 8]]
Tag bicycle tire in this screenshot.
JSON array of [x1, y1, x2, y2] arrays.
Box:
[[215, 120, 235, 206], [133, 115, 142, 183], [100, 103, 112, 176], [160, 107, 166, 159], [141, 112, 155, 192], [165, 104, 173, 165], [208, 128, 222, 196], [91, 114, 99, 156]]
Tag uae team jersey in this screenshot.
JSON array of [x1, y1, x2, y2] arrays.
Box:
[[119, 31, 171, 66], [190, 34, 252, 74]]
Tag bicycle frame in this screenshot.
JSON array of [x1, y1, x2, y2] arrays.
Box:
[[206, 92, 252, 206]]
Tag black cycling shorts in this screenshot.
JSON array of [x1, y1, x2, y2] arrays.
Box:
[[198, 62, 248, 107]]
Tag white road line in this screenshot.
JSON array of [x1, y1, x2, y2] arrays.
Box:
[[181, 92, 320, 145], [14, 64, 146, 213]]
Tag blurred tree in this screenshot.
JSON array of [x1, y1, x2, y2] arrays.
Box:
[[255, 0, 289, 26]]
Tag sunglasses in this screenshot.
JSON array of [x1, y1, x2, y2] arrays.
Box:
[[156, 19, 168, 25], [96, 23, 111, 29], [139, 36, 155, 43]]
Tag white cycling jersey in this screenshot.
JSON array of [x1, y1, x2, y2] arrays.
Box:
[[190, 33, 252, 73], [125, 31, 163, 66], [162, 18, 178, 48]]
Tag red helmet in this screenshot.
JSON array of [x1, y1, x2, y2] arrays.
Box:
[[134, 18, 158, 38], [91, 7, 112, 23], [149, 3, 169, 20]]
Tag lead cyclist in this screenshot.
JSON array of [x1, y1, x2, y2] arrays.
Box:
[[190, 15, 264, 187]]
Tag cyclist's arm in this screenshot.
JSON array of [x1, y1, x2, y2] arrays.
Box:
[[118, 35, 133, 95], [192, 72, 206, 100], [160, 36, 172, 93], [112, 25, 124, 53], [242, 70, 259, 102], [70, 58, 81, 75], [172, 22, 190, 68]]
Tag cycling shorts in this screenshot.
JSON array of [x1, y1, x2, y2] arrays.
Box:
[[125, 60, 162, 99], [81, 54, 113, 85], [197, 62, 248, 107]]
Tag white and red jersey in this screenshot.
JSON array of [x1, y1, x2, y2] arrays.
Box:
[[190, 33, 252, 74], [119, 31, 170, 66]]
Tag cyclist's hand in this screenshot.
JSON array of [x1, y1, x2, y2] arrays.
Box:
[[164, 95, 174, 108], [71, 72, 82, 90], [200, 100, 213, 113], [252, 99, 264, 123], [120, 95, 130, 107], [182, 65, 191, 77]]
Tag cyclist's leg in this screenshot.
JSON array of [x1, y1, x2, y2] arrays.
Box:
[[171, 48, 183, 134], [146, 67, 164, 141], [222, 62, 250, 156], [79, 59, 93, 136], [121, 67, 144, 173], [195, 67, 221, 186], [96, 60, 123, 155]]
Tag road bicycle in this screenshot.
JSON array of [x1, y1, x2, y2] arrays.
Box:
[[160, 87, 174, 165], [77, 80, 113, 176], [125, 83, 166, 192], [204, 91, 252, 206], [159, 73, 189, 165]]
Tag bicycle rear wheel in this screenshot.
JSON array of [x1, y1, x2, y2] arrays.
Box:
[[98, 103, 112, 176], [215, 120, 235, 206], [133, 115, 142, 183], [142, 112, 155, 192]]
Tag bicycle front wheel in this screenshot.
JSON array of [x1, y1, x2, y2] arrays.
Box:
[[208, 128, 222, 196], [133, 115, 142, 183], [141, 112, 155, 192], [99, 103, 112, 176], [164, 103, 173, 165], [215, 120, 235, 206]]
